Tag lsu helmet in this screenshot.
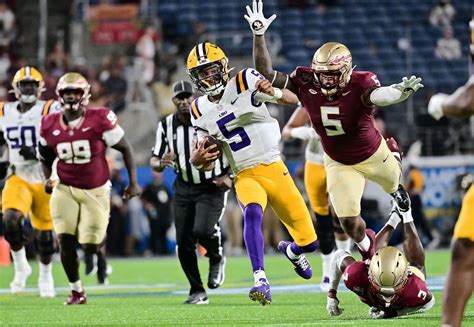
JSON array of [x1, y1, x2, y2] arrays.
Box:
[[12, 66, 45, 103], [311, 42, 353, 96], [56, 72, 91, 110], [368, 246, 409, 299], [186, 42, 230, 96]]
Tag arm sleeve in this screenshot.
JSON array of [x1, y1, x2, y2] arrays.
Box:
[[152, 120, 168, 157], [369, 86, 406, 106], [103, 125, 125, 147]]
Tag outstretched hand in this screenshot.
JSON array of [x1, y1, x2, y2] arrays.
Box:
[[244, 0, 276, 35], [392, 76, 424, 94]]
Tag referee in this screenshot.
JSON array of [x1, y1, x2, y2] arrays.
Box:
[[150, 80, 231, 305]]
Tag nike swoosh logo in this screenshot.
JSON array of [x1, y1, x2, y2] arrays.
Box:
[[82, 127, 91, 132], [382, 154, 389, 163], [231, 98, 238, 105], [342, 90, 351, 96], [283, 171, 289, 176]]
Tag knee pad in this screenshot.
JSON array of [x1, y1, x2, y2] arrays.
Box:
[[36, 230, 57, 256], [390, 184, 411, 212], [4, 218, 24, 248], [315, 213, 335, 255]]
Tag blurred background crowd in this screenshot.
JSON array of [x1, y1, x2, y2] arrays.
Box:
[[0, 0, 473, 258]]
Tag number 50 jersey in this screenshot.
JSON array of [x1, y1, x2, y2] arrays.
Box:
[[0, 100, 59, 183], [190, 68, 281, 174]]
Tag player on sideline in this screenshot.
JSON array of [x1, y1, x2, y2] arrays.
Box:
[[281, 105, 352, 290], [246, 0, 423, 262], [187, 42, 318, 305], [326, 205, 435, 319], [38, 73, 140, 305], [428, 75, 474, 327], [0, 66, 60, 297]]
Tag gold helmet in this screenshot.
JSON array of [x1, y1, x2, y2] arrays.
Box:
[[12, 66, 45, 103], [186, 42, 229, 96], [368, 246, 409, 298], [311, 42, 353, 96], [56, 72, 91, 110]]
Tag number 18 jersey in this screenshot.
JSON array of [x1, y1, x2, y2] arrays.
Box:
[[190, 68, 281, 174], [0, 100, 59, 183]]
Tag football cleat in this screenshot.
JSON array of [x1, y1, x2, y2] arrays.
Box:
[[320, 276, 331, 292], [208, 256, 226, 289], [64, 290, 87, 305], [249, 278, 272, 305], [183, 292, 209, 305], [278, 241, 312, 279], [10, 264, 32, 294], [359, 229, 376, 261], [38, 276, 56, 298]]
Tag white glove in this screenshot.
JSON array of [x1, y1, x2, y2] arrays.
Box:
[[244, 0, 276, 35], [427, 93, 448, 120], [290, 126, 318, 141], [327, 296, 344, 316], [368, 307, 385, 319], [391, 75, 424, 95]]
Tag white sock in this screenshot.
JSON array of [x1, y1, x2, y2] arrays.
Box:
[[357, 235, 370, 252], [70, 280, 83, 293], [402, 208, 414, 224], [11, 247, 29, 271], [286, 245, 299, 260], [321, 252, 333, 278], [387, 211, 401, 229], [335, 239, 352, 252], [39, 262, 53, 280], [253, 269, 267, 283]]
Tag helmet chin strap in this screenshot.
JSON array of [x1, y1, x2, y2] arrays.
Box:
[[20, 94, 37, 104]]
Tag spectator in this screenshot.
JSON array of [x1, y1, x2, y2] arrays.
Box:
[[0, 0, 14, 46], [141, 172, 173, 255], [103, 58, 127, 113], [429, 0, 455, 28], [435, 27, 462, 61]]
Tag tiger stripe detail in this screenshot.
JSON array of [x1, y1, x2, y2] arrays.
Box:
[[42, 100, 54, 116], [190, 99, 202, 120], [236, 69, 249, 94], [0, 102, 4, 118]]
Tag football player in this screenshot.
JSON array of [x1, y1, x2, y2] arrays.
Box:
[[428, 76, 474, 327], [246, 0, 423, 262], [326, 205, 435, 319], [281, 106, 352, 291], [187, 42, 318, 305], [38, 73, 140, 305], [0, 66, 60, 297]]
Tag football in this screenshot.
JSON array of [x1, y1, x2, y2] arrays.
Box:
[[203, 135, 223, 155]]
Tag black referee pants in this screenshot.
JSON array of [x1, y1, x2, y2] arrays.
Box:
[[174, 178, 227, 295]]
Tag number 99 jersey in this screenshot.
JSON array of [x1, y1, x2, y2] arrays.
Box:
[[0, 100, 60, 183], [190, 68, 281, 174], [39, 108, 124, 189]]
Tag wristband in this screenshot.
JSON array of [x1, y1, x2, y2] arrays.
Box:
[[273, 87, 283, 100]]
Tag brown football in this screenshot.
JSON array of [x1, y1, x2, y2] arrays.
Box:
[[203, 136, 223, 154]]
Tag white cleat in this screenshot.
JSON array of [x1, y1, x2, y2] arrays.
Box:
[[10, 264, 32, 294], [320, 276, 331, 292], [39, 277, 56, 298]]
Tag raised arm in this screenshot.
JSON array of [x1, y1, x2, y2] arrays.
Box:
[[428, 76, 474, 119], [365, 75, 424, 107], [245, 0, 298, 93]]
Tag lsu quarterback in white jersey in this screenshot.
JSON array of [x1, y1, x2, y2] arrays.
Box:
[[187, 42, 318, 306], [0, 66, 60, 297]]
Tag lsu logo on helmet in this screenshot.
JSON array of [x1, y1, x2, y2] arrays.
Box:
[[12, 66, 45, 103], [186, 42, 230, 96]]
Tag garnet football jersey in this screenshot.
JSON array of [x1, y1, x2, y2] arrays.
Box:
[[40, 108, 124, 189], [343, 261, 431, 311], [0, 100, 60, 183], [290, 68, 382, 165]]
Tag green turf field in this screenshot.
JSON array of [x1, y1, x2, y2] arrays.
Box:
[[0, 250, 472, 326]]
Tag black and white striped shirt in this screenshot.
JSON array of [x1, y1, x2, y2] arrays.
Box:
[[152, 114, 229, 184]]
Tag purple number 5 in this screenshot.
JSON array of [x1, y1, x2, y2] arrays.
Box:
[[216, 113, 251, 151]]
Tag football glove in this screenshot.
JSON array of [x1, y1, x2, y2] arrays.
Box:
[[427, 93, 448, 120], [391, 75, 423, 96], [19, 145, 38, 161], [368, 307, 385, 319], [326, 296, 344, 316], [244, 0, 276, 35]]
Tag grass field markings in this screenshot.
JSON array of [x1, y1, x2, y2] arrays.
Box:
[[0, 276, 447, 298]]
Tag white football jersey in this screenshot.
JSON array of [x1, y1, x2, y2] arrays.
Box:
[[0, 99, 61, 183], [305, 135, 324, 165], [191, 68, 281, 174]]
